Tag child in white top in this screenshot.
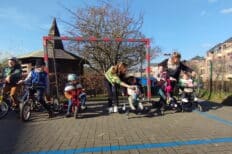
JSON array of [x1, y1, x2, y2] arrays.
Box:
[[179, 72, 198, 102], [127, 76, 143, 111]]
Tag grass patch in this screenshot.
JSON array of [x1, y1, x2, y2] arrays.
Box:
[[201, 90, 232, 103], [86, 94, 160, 101], [86, 94, 127, 101]]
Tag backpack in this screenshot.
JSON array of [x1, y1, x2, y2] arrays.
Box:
[[30, 70, 47, 87]]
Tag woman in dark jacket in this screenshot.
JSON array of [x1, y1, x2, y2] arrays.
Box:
[[158, 52, 194, 81]]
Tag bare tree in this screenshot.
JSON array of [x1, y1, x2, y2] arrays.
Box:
[[61, 1, 158, 74]]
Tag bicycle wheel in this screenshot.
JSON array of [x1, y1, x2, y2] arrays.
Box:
[[20, 100, 32, 122], [0, 101, 9, 119]]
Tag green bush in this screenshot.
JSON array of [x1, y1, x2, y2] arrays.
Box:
[[202, 90, 231, 103]]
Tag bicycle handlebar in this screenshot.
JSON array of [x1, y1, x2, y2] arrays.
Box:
[[23, 83, 45, 89]]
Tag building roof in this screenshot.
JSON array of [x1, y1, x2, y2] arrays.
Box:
[[207, 43, 222, 54], [223, 37, 232, 44], [48, 18, 64, 50], [190, 56, 205, 61], [207, 37, 232, 54], [19, 49, 83, 60]]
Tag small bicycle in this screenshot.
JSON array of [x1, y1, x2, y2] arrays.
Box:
[[0, 82, 21, 119], [0, 82, 10, 119], [56, 100, 81, 119], [19, 83, 51, 121]]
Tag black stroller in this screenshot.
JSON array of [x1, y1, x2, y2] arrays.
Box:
[[179, 85, 203, 112]]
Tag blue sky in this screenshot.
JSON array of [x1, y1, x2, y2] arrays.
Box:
[[0, 0, 232, 62]]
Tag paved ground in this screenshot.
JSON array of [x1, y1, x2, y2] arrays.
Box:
[[0, 100, 232, 154]]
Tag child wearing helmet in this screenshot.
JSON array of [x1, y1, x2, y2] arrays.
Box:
[[64, 74, 85, 117], [18, 59, 53, 118], [64, 74, 78, 117]]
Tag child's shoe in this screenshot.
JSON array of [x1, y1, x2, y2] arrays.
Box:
[[122, 104, 126, 111], [182, 98, 188, 103], [136, 110, 142, 115], [11, 103, 19, 110], [49, 111, 54, 118], [194, 97, 198, 102], [113, 105, 118, 113], [138, 102, 144, 110], [65, 112, 71, 117], [108, 107, 113, 113], [81, 105, 87, 110]]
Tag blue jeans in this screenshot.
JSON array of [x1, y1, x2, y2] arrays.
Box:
[[67, 99, 72, 114], [104, 78, 119, 107], [80, 94, 86, 106]]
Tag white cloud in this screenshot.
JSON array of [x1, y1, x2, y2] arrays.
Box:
[[220, 8, 232, 14], [208, 0, 218, 3]]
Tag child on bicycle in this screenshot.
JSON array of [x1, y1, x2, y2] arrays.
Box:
[[64, 74, 83, 117], [127, 76, 144, 112], [18, 59, 53, 118], [1, 57, 22, 109]]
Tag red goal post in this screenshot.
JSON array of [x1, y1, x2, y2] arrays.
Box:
[[43, 36, 152, 100]]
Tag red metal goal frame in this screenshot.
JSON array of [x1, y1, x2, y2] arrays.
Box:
[[43, 36, 152, 100]]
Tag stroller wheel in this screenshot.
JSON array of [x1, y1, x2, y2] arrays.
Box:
[[184, 102, 193, 112], [197, 104, 203, 112], [143, 107, 150, 113], [156, 108, 164, 116], [175, 103, 182, 112], [126, 110, 130, 116]]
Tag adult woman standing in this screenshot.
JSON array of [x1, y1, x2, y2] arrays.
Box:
[[105, 62, 135, 113]]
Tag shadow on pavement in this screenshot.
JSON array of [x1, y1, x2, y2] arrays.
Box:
[[221, 95, 232, 106], [125, 99, 225, 119], [0, 111, 24, 154], [28, 111, 64, 123], [26, 101, 110, 121], [198, 100, 223, 112], [79, 101, 109, 119]]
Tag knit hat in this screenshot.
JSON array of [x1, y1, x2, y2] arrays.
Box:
[[8, 56, 17, 62], [35, 59, 45, 67]]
